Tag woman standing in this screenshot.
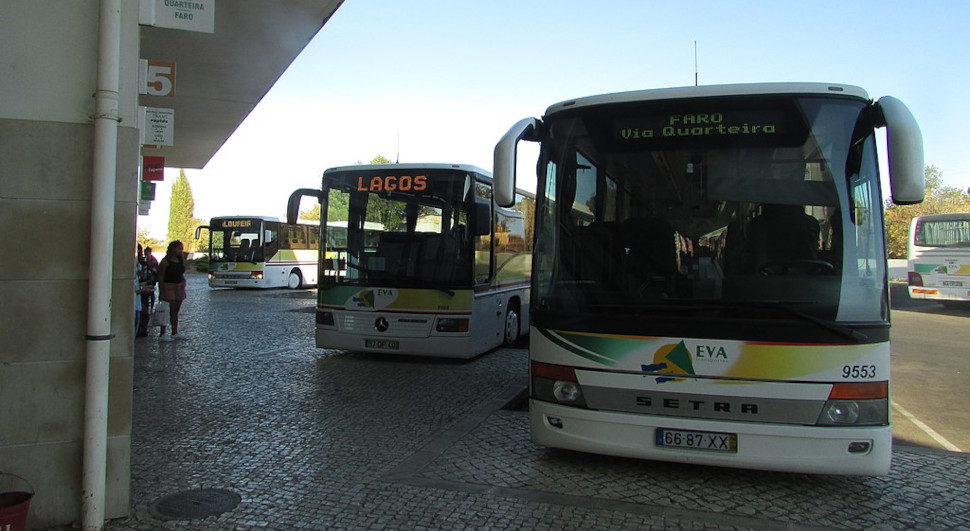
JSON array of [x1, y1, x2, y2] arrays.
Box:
[[157, 240, 187, 341]]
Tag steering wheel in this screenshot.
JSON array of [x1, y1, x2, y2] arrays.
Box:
[[758, 260, 835, 276]]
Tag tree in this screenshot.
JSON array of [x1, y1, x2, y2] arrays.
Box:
[[300, 204, 321, 221], [359, 155, 405, 230], [884, 166, 970, 258], [300, 155, 392, 222], [355, 154, 392, 165], [167, 169, 197, 251], [193, 217, 210, 255], [137, 228, 163, 251]]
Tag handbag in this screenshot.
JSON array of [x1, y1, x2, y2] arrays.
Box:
[[150, 301, 170, 327]]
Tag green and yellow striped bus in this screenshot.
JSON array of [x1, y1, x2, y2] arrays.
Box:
[[196, 216, 319, 289]]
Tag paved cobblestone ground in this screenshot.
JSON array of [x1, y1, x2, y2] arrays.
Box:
[[90, 275, 969, 530]]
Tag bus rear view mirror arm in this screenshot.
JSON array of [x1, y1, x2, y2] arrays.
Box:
[[494, 118, 539, 208]]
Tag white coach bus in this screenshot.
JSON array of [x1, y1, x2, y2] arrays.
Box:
[[907, 212, 970, 305], [196, 216, 319, 289], [288, 163, 534, 358], [493, 83, 924, 475]]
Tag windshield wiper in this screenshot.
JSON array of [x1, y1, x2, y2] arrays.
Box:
[[682, 298, 868, 343], [591, 298, 867, 342]]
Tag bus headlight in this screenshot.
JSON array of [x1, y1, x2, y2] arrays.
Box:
[[553, 381, 582, 403], [250, 272, 263, 280], [817, 399, 888, 426], [532, 361, 588, 408], [822, 401, 859, 424], [436, 318, 469, 333], [317, 311, 335, 327]]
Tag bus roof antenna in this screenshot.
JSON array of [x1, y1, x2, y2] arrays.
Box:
[[694, 40, 699, 87]]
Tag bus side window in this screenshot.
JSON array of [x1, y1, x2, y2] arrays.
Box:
[[473, 183, 492, 284]]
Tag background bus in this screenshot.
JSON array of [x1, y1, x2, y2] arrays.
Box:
[[288, 163, 534, 358], [196, 216, 319, 289], [907, 212, 970, 305], [493, 83, 924, 475]]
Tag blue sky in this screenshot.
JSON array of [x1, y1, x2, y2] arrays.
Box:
[[142, 0, 970, 240]]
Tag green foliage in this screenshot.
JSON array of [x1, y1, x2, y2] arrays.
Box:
[[360, 155, 403, 229], [326, 191, 350, 222], [300, 204, 321, 221], [167, 169, 197, 251], [137, 228, 163, 250], [368, 199, 407, 231], [188, 255, 209, 273], [304, 156, 398, 224], [884, 166, 970, 258], [193, 217, 210, 255]]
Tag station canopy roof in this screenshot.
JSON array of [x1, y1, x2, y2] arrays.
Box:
[[139, 0, 343, 169]]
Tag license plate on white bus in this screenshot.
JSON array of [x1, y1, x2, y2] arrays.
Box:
[[656, 428, 737, 452], [365, 339, 399, 350]]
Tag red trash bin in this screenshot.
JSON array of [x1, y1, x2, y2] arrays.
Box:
[[0, 473, 33, 531]]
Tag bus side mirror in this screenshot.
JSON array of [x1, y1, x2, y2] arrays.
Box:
[[494, 118, 538, 207], [876, 96, 925, 205], [194, 225, 209, 239], [287, 188, 324, 224], [474, 199, 491, 236]]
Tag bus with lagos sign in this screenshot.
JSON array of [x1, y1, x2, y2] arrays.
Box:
[[288, 163, 534, 358]]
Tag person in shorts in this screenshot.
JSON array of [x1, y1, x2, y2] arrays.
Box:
[[156, 240, 188, 341]]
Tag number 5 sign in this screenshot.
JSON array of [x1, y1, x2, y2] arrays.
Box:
[[139, 59, 176, 97]]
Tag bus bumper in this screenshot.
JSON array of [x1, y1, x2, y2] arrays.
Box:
[[315, 328, 492, 359], [908, 285, 970, 301], [530, 400, 892, 475], [209, 278, 262, 288]]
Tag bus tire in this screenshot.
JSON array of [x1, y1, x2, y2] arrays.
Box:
[[287, 270, 303, 289], [503, 300, 520, 347]]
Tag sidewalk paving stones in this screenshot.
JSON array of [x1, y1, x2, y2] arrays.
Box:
[[81, 275, 969, 530]]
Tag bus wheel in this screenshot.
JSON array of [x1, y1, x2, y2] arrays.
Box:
[[287, 271, 302, 289], [503, 302, 520, 347]]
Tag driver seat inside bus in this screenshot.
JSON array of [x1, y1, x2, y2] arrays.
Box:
[[744, 204, 820, 273], [237, 238, 250, 262]]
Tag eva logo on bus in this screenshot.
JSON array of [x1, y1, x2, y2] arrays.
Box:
[[937, 261, 969, 275], [642, 341, 729, 383], [347, 288, 398, 310]]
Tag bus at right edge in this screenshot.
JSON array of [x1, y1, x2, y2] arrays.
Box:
[[492, 83, 925, 475], [907, 212, 970, 306]]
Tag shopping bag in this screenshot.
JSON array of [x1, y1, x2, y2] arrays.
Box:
[[150, 301, 169, 327]]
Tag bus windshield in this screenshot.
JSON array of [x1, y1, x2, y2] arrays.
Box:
[[535, 94, 888, 340], [913, 215, 970, 248], [322, 168, 478, 288], [209, 218, 266, 262]]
